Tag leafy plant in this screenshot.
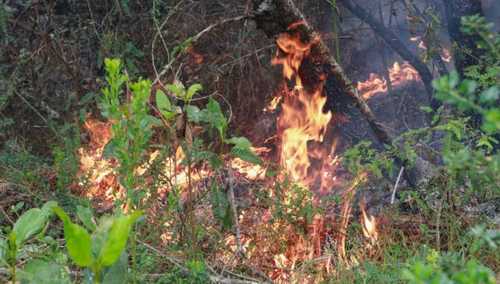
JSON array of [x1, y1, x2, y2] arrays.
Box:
[[53, 206, 143, 284], [0, 201, 57, 283], [100, 58, 159, 208]]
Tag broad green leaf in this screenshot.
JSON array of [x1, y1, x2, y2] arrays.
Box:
[[53, 207, 93, 267], [13, 206, 51, 246], [185, 84, 203, 102], [91, 215, 114, 257], [227, 136, 262, 165], [165, 83, 185, 98], [41, 201, 58, 216], [206, 98, 228, 138], [77, 205, 97, 232], [185, 105, 203, 123], [20, 259, 71, 284], [226, 136, 252, 149], [231, 146, 262, 165], [97, 211, 143, 267], [156, 90, 176, 120]]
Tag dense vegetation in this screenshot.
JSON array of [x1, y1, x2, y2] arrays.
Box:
[[0, 1, 498, 283]]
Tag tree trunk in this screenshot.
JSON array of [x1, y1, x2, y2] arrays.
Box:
[[338, 0, 440, 111]]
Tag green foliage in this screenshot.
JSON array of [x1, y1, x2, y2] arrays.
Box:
[[209, 182, 232, 230], [101, 58, 158, 207], [0, 201, 56, 283], [52, 124, 81, 192], [402, 249, 496, 284], [53, 205, 143, 283], [343, 141, 393, 179], [272, 180, 318, 229]]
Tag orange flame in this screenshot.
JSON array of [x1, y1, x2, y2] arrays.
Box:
[[389, 62, 420, 86], [357, 73, 388, 99], [272, 25, 333, 185]]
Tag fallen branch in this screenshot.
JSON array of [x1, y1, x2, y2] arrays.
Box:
[[338, 0, 440, 110]]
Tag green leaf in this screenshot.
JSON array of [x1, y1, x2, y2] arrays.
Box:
[[53, 207, 93, 267], [483, 109, 500, 133], [97, 211, 143, 267], [420, 106, 433, 113], [227, 136, 262, 165], [185, 83, 203, 103], [185, 105, 203, 123], [156, 90, 176, 120], [20, 259, 71, 284], [226, 136, 253, 149], [165, 82, 185, 98], [480, 86, 499, 104], [206, 98, 228, 138], [77, 205, 97, 232], [12, 202, 55, 246], [231, 146, 262, 165]]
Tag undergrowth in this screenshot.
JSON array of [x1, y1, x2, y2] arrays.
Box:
[[0, 9, 498, 284]]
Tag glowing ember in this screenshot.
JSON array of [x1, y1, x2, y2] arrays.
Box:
[[272, 23, 333, 185], [389, 62, 420, 86], [357, 73, 388, 99]]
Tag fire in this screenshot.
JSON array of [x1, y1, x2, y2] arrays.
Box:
[[356, 61, 420, 100], [272, 23, 333, 185], [357, 73, 388, 100], [360, 202, 378, 247], [389, 62, 420, 86]]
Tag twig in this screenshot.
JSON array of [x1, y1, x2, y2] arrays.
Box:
[[138, 241, 259, 284], [12, 90, 60, 139], [391, 167, 405, 204], [153, 15, 249, 85]]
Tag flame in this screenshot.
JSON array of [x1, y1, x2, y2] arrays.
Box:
[[272, 24, 333, 185], [357, 73, 388, 99], [360, 202, 378, 247], [263, 96, 282, 112], [389, 62, 420, 86]]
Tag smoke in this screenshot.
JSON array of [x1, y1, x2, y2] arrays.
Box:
[[482, 0, 500, 31]]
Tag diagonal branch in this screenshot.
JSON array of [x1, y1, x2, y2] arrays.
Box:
[[338, 0, 440, 110]]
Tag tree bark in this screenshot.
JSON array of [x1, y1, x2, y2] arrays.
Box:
[[338, 0, 440, 111], [251, 0, 419, 187], [443, 0, 484, 77]]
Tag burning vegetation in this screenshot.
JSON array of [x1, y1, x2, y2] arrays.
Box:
[[1, 0, 499, 283]]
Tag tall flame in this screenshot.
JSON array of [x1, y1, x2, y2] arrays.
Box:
[[272, 24, 332, 184]]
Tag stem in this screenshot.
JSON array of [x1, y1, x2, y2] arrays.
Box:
[[11, 263, 16, 284], [92, 265, 101, 284]]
